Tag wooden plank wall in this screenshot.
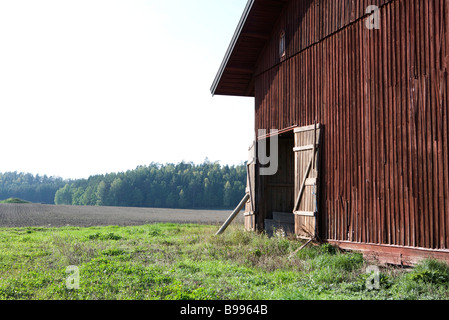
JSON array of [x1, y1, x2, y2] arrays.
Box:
[[254, 0, 449, 250], [255, 0, 392, 75]]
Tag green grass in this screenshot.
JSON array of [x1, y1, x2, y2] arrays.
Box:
[[0, 223, 449, 300], [0, 198, 30, 204]]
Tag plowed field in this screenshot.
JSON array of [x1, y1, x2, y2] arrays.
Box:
[[0, 204, 242, 228]]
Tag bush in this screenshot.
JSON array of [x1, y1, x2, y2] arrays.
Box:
[[0, 198, 30, 204], [408, 259, 449, 284]]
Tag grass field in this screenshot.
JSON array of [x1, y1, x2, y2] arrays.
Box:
[[1, 223, 449, 300]]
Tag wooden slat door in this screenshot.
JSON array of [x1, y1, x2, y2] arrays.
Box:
[[244, 142, 256, 231], [293, 123, 321, 239]]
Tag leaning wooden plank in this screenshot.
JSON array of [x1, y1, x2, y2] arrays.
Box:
[[293, 157, 313, 212], [288, 238, 313, 260], [216, 193, 250, 236], [293, 145, 315, 152]]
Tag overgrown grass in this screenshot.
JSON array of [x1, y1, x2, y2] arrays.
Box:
[[0, 223, 449, 300]]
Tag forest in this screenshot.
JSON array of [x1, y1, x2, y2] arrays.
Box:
[[0, 161, 248, 209], [0, 172, 65, 204]]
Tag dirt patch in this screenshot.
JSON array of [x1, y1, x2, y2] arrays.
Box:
[[0, 204, 243, 228]]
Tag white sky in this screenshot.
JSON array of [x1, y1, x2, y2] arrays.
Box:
[[0, 0, 254, 179]]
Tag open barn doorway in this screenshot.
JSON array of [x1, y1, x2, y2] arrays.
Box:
[[244, 124, 322, 239], [257, 130, 295, 236]]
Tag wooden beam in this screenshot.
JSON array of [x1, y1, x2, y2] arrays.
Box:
[[294, 211, 316, 217], [294, 123, 321, 133], [327, 240, 449, 266], [216, 193, 250, 236], [293, 145, 320, 152]]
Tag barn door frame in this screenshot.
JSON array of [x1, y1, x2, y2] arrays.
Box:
[[293, 122, 322, 240]]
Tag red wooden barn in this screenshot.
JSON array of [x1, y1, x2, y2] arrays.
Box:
[[211, 0, 449, 265]]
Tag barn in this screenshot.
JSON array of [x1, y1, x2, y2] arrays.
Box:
[[211, 0, 449, 265]]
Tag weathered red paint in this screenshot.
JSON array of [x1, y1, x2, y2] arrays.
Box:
[[213, 0, 449, 264]]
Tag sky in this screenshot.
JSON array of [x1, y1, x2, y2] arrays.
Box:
[[0, 0, 255, 180]]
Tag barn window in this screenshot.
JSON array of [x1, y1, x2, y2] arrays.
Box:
[[279, 30, 286, 59]]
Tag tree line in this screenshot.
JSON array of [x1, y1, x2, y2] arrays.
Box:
[[0, 172, 66, 204], [0, 161, 248, 209], [54, 161, 247, 209]]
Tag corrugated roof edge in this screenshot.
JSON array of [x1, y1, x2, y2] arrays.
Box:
[[210, 0, 255, 96]]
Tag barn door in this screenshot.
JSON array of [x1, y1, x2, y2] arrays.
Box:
[[293, 123, 321, 240], [244, 142, 256, 231]]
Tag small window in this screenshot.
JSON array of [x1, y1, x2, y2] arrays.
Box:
[[279, 31, 286, 59]]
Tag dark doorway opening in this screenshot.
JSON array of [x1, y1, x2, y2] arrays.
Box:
[[258, 130, 295, 234]]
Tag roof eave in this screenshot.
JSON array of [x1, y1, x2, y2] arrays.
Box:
[[210, 0, 255, 97]]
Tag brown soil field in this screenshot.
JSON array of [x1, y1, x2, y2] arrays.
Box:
[[0, 204, 243, 228]]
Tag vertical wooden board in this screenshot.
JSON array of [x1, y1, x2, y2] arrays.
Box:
[[378, 11, 386, 244], [407, 0, 418, 247], [393, 1, 401, 247], [416, 78, 425, 248], [359, 20, 365, 243], [438, 0, 446, 249], [434, 0, 442, 249], [420, 0, 429, 249], [380, 4, 387, 245], [422, 0, 432, 248], [364, 18, 371, 244], [374, 14, 380, 244], [411, 0, 422, 246], [343, 28, 349, 241], [433, 0, 444, 249], [442, 1, 449, 248], [431, 0, 439, 247], [399, 0, 409, 247], [355, 23, 362, 244], [443, 71, 449, 248], [428, 0, 437, 249]]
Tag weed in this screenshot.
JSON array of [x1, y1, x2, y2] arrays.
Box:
[[319, 243, 337, 255], [251, 248, 262, 257], [407, 259, 449, 284], [102, 248, 127, 257], [87, 232, 123, 241]]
